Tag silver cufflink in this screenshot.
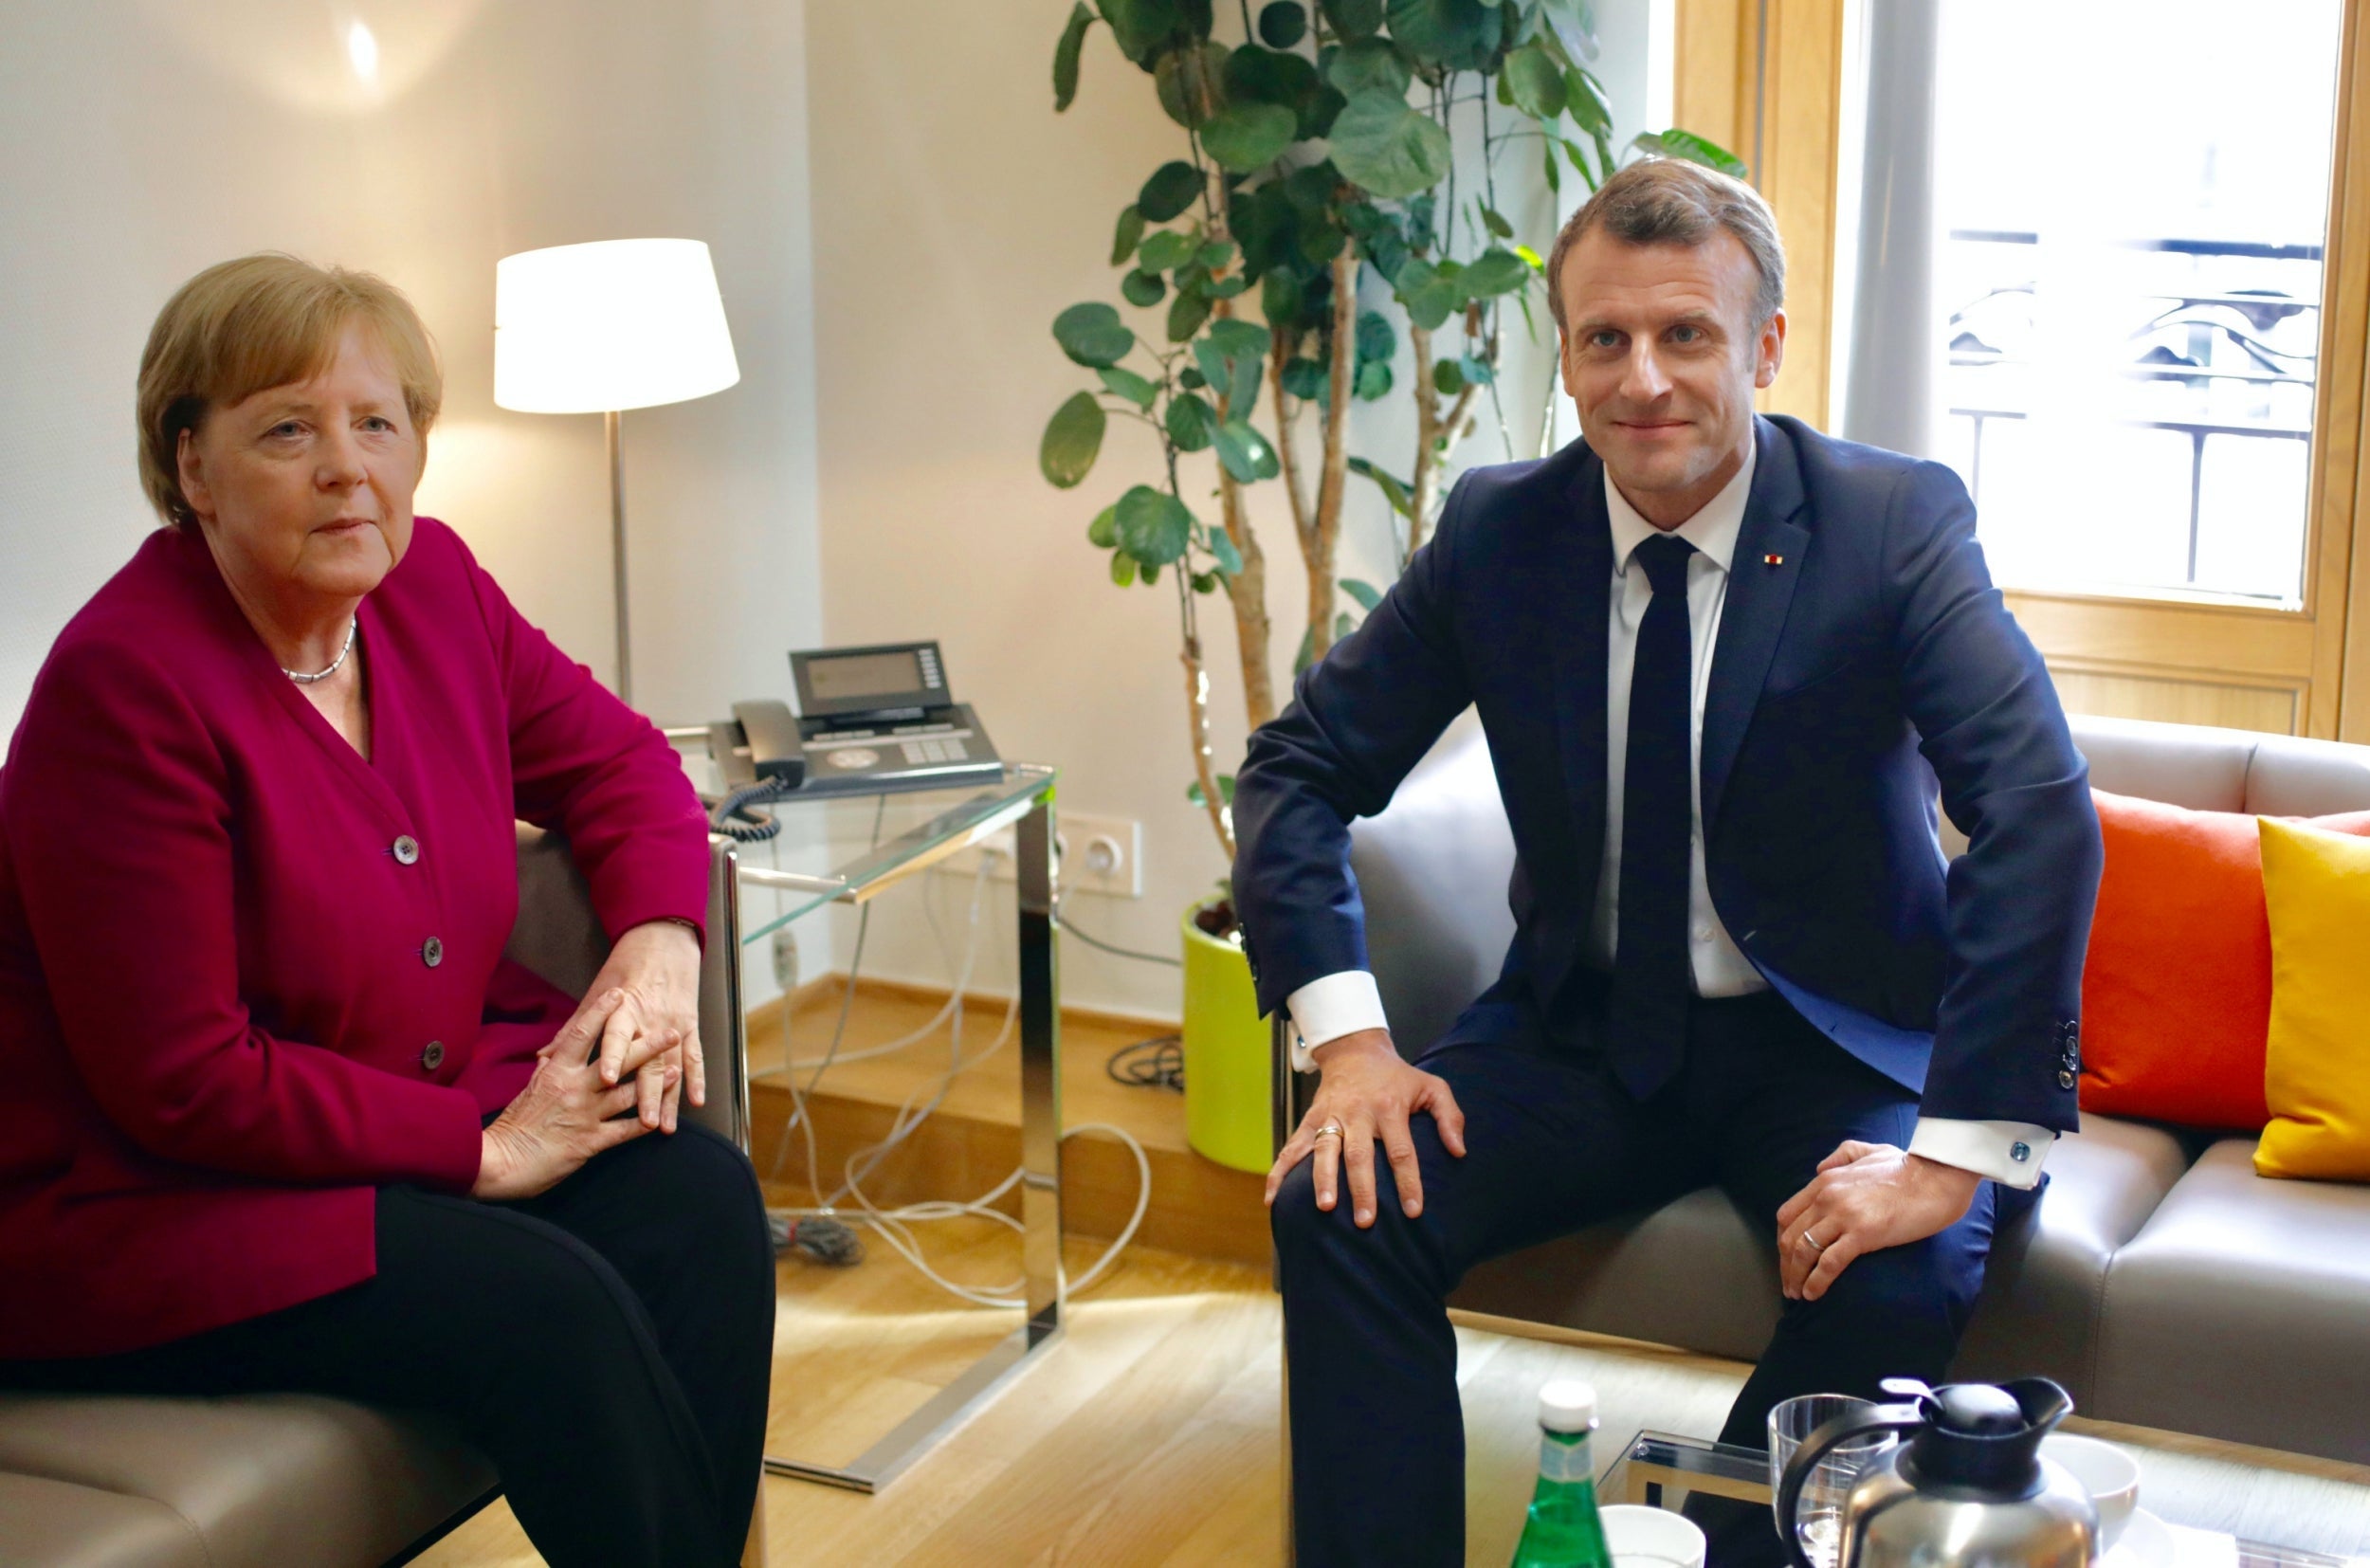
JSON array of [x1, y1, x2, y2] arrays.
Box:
[[2010, 1141, 2032, 1163]]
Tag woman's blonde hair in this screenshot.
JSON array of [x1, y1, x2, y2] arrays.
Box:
[[136, 254, 443, 526]]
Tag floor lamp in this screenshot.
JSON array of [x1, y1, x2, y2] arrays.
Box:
[[494, 238, 741, 708]]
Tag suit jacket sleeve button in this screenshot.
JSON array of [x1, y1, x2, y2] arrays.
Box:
[[392, 835, 420, 866], [2057, 1068, 2077, 1089], [423, 937, 445, 968], [421, 1040, 445, 1071]]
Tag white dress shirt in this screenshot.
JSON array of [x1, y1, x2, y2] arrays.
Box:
[[1285, 451, 2053, 1190]]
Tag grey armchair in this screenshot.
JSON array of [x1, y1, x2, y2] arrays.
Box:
[[0, 830, 752, 1568]]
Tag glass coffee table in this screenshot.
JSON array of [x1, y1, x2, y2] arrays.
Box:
[[1603, 1431, 2363, 1568]]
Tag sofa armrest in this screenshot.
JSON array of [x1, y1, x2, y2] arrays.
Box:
[[505, 826, 749, 1152]]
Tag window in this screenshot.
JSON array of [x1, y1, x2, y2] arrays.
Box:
[[1934, 0, 2344, 605]]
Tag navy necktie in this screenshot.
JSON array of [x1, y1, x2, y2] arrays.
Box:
[[1607, 531, 1698, 1100]]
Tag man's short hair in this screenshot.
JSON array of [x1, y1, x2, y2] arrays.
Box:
[[137, 253, 442, 528], [1546, 158, 1787, 336]]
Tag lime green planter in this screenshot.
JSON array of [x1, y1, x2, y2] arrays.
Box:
[[1180, 901, 1272, 1174]]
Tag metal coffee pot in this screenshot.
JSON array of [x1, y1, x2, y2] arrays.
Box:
[[1776, 1377, 2099, 1568]]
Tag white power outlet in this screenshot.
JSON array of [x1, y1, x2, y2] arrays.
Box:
[[940, 812, 1142, 898]]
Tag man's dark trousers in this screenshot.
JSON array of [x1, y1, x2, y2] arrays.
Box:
[[1271, 988, 2014, 1568]]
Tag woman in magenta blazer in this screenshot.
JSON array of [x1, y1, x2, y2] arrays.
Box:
[[0, 255, 773, 1568]]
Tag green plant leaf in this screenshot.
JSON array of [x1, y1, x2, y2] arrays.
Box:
[[1041, 392, 1106, 488], [1053, 301, 1136, 367], [1284, 163, 1340, 211], [1563, 66, 1611, 134], [1202, 102, 1296, 171], [1541, 133, 1561, 194], [1099, 365, 1159, 407], [1178, 366, 1208, 390], [1292, 623, 1317, 675], [1540, 0, 1598, 65], [1384, 0, 1501, 69], [1207, 317, 1272, 360], [1354, 308, 1395, 364], [1322, 38, 1411, 99], [1116, 483, 1194, 564], [1121, 268, 1167, 307], [1167, 288, 1212, 342], [1224, 44, 1318, 107], [1165, 392, 1218, 451], [1258, 0, 1306, 46], [1054, 3, 1096, 110], [1347, 455, 1413, 518], [1157, 41, 1230, 128], [1197, 238, 1239, 273], [1632, 127, 1747, 179], [1354, 358, 1393, 400], [1393, 259, 1462, 329], [1138, 228, 1201, 273], [1193, 571, 1219, 593], [1561, 137, 1597, 185], [1098, 0, 1180, 64], [1142, 561, 1162, 587], [1326, 88, 1453, 201], [1336, 610, 1355, 641], [1111, 549, 1138, 586], [1299, 83, 1348, 139], [1208, 273, 1250, 299], [1480, 204, 1514, 239], [1280, 356, 1328, 399], [1299, 222, 1346, 264], [1088, 504, 1120, 547], [1500, 42, 1565, 119], [1186, 774, 1238, 807], [1208, 526, 1244, 577], [1339, 576, 1383, 611], [1110, 205, 1147, 266], [1462, 247, 1530, 297], [1458, 352, 1495, 386], [1139, 160, 1205, 223], [1213, 418, 1280, 482], [1318, 0, 1381, 39], [1432, 357, 1464, 396]]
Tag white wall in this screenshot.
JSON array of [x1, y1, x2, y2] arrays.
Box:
[[803, 2, 1663, 1018], [0, 0, 824, 1006]]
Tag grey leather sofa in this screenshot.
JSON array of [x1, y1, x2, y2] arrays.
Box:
[[1307, 711, 2370, 1467], [0, 830, 753, 1567]]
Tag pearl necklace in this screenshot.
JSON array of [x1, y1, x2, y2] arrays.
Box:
[[283, 618, 358, 684]]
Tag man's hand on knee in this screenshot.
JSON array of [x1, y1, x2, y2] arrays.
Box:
[[1266, 1030, 1467, 1229], [1775, 1141, 1981, 1303]]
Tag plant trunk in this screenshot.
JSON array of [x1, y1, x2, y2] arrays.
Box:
[[1205, 179, 1276, 735], [1306, 250, 1357, 663], [1180, 632, 1236, 860], [1405, 318, 1482, 565]]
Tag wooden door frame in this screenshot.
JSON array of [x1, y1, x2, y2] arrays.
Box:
[[1677, 0, 2370, 739]]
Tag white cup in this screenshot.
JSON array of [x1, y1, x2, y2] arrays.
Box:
[[2039, 1433, 2141, 1551], [1600, 1504, 1709, 1568]]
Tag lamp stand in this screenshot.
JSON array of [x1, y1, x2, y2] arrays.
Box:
[[605, 408, 632, 707]]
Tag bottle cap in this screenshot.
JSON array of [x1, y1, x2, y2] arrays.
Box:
[[1538, 1378, 1598, 1434]]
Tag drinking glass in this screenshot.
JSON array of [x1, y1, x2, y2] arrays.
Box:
[[1767, 1395, 1898, 1568]]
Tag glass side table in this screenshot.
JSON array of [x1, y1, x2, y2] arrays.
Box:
[[692, 758, 1063, 1495], [1602, 1430, 2363, 1568]]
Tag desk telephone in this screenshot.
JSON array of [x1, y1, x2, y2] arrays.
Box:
[[707, 642, 1004, 834]]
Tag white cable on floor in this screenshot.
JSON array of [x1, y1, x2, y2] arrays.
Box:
[[765, 846, 1158, 1308]]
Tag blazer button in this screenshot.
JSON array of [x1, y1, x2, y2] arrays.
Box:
[[393, 834, 420, 866], [420, 1040, 446, 1071], [2057, 1068, 2077, 1090], [423, 937, 445, 968]]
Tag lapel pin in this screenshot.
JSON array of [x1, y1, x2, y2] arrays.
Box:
[[1763, 553, 1785, 567]]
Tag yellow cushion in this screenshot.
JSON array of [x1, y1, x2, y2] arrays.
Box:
[[2255, 816, 2370, 1180]]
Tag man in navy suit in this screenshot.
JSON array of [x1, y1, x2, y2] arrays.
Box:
[[1236, 159, 2102, 1565]]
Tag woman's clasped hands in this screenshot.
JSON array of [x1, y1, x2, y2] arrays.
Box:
[[473, 921, 706, 1201]]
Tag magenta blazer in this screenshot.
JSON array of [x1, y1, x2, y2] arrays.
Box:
[[0, 518, 712, 1359]]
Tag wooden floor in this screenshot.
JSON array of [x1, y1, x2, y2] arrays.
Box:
[[418, 983, 2370, 1566]]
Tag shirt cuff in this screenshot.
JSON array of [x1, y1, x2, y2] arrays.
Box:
[[1284, 970, 1389, 1073], [1907, 1117, 2055, 1189]]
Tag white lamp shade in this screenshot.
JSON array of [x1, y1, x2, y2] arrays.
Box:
[[494, 238, 740, 413]]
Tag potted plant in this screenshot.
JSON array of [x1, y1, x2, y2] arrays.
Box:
[[1043, 0, 1740, 1172]]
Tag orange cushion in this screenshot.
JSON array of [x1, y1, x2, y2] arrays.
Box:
[[2078, 791, 2370, 1130]]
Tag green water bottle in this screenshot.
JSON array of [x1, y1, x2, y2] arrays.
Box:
[[1508, 1378, 1614, 1568]]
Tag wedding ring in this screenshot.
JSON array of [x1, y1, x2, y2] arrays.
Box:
[[1311, 1123, 1345, 1141], [1800, 1229, 1826, 1251]]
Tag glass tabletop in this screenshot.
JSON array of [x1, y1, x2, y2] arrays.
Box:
[[677, 759, 1056, 945], [1602, 1431, 2361, 1568]]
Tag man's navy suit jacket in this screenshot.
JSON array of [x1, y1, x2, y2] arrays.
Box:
[[1231, 415, 2104, 1131]]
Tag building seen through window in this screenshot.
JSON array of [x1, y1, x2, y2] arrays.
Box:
[[1935, 0, 2343, 604]]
